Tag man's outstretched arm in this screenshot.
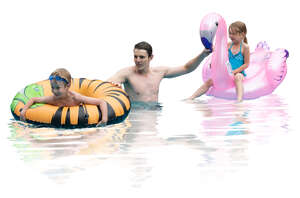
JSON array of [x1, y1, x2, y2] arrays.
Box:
[[163, 48, 211, 78]]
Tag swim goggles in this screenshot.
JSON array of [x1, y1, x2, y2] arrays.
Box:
[[49, 75, 69, 84]]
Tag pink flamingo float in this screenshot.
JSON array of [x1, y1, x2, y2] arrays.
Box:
[[200, 13, 289, 100]]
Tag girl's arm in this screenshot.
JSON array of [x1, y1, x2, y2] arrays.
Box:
[[232, 44, 250, 75], [75, 93, 108, 126], [20, 96, 52, 121]]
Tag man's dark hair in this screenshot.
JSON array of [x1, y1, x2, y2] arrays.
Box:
[[134, 41, 153, 57]]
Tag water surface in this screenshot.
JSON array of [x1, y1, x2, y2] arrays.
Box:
[[6, 94, 296, 194]]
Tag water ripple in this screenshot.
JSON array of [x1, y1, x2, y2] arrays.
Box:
[[7, 94, 291, 187]]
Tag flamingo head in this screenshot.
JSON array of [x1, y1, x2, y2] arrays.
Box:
[[200, 13, 221, 51]]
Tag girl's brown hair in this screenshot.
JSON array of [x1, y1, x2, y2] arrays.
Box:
[[229, 21, 248, 44]]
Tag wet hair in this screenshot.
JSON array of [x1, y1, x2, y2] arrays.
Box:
[[134, 41, 153, 57], [50, 68, 72, 87], [229, 21, 248, 44]]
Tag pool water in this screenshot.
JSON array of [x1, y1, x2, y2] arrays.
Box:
[[5, 93, 299, 197]]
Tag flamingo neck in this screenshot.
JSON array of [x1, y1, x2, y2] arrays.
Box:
[[210, 17, 232, 89]]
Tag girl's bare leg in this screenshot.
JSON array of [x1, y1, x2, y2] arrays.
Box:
[[234, 73, 244, 103], [188, 79, 213, 100]]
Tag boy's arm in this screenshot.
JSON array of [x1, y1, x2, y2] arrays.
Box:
[[20, 96, 52, 121], [162, 48, 211, 78], [96, 99, 108, 127], [76, 94, 108, 126]]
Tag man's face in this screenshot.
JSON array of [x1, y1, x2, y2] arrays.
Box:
[[133, 49, 152, 72]]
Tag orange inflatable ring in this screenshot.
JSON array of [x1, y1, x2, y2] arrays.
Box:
[[10, 78, 131, 128]]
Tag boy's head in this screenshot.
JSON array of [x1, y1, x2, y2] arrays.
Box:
[[49, 68, 72, 97], [49, 68, 71, 87]]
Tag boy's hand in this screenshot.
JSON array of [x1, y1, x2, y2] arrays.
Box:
[[96, 119, 107, 127], [20, 109, 26, 122]]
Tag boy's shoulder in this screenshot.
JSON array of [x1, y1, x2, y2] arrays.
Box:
[[68, 91, 85, 104], [69, 90, 82, 98]]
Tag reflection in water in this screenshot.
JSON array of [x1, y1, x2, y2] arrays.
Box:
[[8, 94, 289, 186], [9, 120, 131, 183], [120, 102, 163, 187]]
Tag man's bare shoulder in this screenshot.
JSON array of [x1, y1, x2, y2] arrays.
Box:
[[115, 66, 136, 77], [151, 66, 169, 74], [120, 66, 135, 73], [107, 66, 136, 83]]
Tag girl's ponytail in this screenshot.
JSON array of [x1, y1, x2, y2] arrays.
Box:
[[244, 36, 248, 44]]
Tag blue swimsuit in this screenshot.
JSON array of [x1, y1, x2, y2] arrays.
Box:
[[228, 43, 246, 76]]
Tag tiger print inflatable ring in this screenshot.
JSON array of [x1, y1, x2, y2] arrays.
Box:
[[10, 78, 131, 128]]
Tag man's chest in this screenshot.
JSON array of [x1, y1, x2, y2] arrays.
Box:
[[127, 74, 162, 93]]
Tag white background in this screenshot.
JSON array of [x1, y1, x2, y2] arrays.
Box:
[[0, 0, 299, 197]]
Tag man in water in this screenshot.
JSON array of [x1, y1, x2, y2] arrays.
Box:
[[107, 41, 211, 102]]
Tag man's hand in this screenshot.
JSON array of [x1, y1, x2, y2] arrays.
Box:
[[204, 45, 214, 54], [110, 82, 122, 88]]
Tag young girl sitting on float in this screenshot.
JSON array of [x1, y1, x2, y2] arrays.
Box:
[[188, 21, 250, 103]]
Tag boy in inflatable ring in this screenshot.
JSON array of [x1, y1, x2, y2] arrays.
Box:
[[20, 68, 108, 127]]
